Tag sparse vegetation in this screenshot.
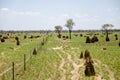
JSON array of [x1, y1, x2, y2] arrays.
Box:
[[0, 31, 120, 80]]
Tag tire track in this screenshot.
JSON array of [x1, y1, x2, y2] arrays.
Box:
[[61, 50, 83, 80], [56, 51, 66, 80], [94, 59, 115, 80]]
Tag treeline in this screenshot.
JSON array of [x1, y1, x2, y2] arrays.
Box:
[[0, 29, 120, 33]]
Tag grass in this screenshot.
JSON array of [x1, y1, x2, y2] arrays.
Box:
[[0, 32, 120, 80]]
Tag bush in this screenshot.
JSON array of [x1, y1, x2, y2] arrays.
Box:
[[86, 36, 91, 43]]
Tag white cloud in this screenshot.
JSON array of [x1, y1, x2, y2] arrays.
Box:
[[62, 14, 70, 17], [12, 11, 40, 16], [0, 8, 9, 11], [106, 8, 120, 12], [0, 7, 40, 16]]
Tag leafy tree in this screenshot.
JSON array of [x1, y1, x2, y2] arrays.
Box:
[[102, 24, 113, 34], [102, 24, 113, 41], [55, 25, 62, 34], [65, 19, 75, 39], [55, 25, 62, 38]]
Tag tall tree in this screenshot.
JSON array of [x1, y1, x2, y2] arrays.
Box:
[[65, 19, 75, 39], [55, 25, 62, 34], [102, 24, 113, 41], [55, 25, 62, 38]]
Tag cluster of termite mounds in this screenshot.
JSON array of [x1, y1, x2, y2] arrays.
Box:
[[57, 34, 69, 40], [86, 35, 99, 43], [80, 50, 96, 77]]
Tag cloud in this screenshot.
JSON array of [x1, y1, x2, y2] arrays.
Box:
[[0, 8, 9, 11], [106, 8, 120, 12], [0, 7, 40, 16], [12, 11, 40, 16]]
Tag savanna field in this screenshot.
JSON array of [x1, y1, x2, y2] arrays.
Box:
[[0, 31, 120, 80]]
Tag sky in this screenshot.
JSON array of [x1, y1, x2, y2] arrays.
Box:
[[0, 0, 120, 30]]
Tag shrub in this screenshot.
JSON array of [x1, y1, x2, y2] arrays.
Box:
[[86, 36, 91, 43]]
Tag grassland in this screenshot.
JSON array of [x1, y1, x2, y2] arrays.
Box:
[[0, 31, 120, 80]]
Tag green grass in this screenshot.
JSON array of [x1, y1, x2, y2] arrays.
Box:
[[0, 32, 120, 80]]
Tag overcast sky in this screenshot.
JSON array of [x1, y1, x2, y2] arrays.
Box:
[[0, 0, 120, 30]]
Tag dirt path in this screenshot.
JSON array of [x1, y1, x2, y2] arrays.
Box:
[[94, 59, 115, 80], [61, 50, 84, 80], [56, 51, 66, 80]]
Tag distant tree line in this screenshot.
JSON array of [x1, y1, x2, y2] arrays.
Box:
[[0, 29, 120, 33]]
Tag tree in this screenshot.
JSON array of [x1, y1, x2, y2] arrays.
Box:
[[55, 25, 62, 38], [55, 25, 62, 34], [102, 24, 113, 34], [65, 19, 75, 39], [102, 24, 113, 41]]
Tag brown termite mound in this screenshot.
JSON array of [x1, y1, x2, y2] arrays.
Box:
[[84, 57, 96, 76], [84, 49, 90, 59], [80, 51, 83, 59], [86, 36, 91, 43], [84, 50, 96, 77], [1, 38, 5, 42], [32, 48, 37, 55], [15, 36, 20, 45]]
